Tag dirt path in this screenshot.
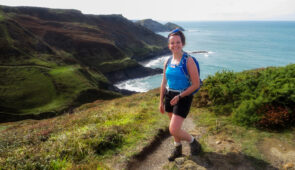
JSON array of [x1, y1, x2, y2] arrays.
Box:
[[127, 115, 259, 170], [125, 113, 295, 170], [128, 116, 196, 170]]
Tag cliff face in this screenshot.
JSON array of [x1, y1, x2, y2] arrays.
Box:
[[135, 19, 184, 32], [0, 5, 169, 120], [164, 22, 185, 32]]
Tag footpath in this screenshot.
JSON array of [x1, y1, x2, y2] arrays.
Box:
[[125, 115, 295, 170]]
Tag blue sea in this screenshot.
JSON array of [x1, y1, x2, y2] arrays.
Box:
[[115, 21, 295, 92]]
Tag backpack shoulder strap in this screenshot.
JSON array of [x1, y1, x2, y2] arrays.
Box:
[[182, 52, 203, 94], [181, 52, 189, 78], [182, 52, 201, 74], [165, 56, 172, 70]]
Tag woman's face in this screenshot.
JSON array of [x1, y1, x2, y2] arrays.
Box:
[[168, 35, 183, 54]]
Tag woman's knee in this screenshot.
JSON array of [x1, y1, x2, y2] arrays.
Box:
[[169, 124, 180, 136], [169, 114, 184, 136]]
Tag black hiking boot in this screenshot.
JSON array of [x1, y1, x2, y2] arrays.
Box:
[[168, 144, 182, 161], [190, 138, 202, 155]]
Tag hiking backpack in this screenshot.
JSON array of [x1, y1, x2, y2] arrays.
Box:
[[165, 52, 202, 95]]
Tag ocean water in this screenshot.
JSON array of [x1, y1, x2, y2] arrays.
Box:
[[115, 21, 295, 92]]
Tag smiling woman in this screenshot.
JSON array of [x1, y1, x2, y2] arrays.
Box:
[[158, 29, 202, 161]]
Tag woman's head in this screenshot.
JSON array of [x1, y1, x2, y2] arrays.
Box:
[[168, 28, 185, 53], [168, 28, 186, 46]]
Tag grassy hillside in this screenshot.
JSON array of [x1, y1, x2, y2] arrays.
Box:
[[0, 89, 169, 169], [0, 5, 168, 118], [0, 65, 120, 116], [0, 17, 120, 117]]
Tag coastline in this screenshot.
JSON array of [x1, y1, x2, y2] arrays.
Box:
[[105, 50, 171, 94]]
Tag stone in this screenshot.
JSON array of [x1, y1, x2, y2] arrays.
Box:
[[226, 139, 235, 143], [175, 157, 186, 165], [283, 162, 294, 170], [180, 160, 206, 170]]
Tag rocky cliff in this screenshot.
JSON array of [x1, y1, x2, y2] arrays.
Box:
[[135, 19, 184, 32]]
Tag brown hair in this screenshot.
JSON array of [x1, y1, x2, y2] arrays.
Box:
[[168, 28, 186, 46]]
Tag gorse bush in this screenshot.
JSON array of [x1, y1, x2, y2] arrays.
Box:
[[257, 104, 295, 129], [195, 64, 295, 130]]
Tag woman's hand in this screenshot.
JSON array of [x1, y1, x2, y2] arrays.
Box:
[[159, 102, 165, 114], [170, 95, 180, 106]]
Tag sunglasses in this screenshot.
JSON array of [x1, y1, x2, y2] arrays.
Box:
[[168, 28, 182, 38], [171, 28, 180, 34]]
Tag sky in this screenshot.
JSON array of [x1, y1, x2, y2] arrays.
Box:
[[0, 0, 295, 21]]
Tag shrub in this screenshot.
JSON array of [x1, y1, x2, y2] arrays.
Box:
[[195, 64, 295, 130], [257, 104, 295, 130], [232, 98, 264, 126]]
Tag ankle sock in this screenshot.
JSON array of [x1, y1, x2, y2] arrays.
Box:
[[189, 135, 195, 144], [174, 142, 181, 146]]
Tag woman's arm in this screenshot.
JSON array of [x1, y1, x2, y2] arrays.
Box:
[[180, 57, 200, 98], [159, 59, 168, 113]]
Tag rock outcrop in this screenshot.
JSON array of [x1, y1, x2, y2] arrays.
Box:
[[135, 19, 185, 32], [164, 22, 185, 32]]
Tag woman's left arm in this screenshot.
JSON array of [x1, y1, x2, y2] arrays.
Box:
[[179, 57, 200, 98]]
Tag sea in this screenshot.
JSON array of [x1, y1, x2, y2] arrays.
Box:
[[115, 21, 295, 92]]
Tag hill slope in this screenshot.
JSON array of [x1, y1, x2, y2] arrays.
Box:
[[0, 89, 170, 169], [0, 5, 169, 120]]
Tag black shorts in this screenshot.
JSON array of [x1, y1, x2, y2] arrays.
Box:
[[164, 90, 193, 118]]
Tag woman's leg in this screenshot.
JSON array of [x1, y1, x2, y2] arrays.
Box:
[[167, 112, 180, 142], [169, 114, 191, 143]]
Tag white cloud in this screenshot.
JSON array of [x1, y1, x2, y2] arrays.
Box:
[[0, 0, 294, 21]]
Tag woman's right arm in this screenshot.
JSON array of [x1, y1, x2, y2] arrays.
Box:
[[159, 59, 168, 114]]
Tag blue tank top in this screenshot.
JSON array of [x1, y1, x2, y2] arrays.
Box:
[[165, 56, 190, 91]]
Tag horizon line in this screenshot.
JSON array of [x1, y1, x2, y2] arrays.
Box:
[[1, 4, 295, 22]]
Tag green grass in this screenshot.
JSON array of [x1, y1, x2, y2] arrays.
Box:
[[0, 65, 115, 115], [0, 14, 4, 21], [0, 8, 5, 21], [0, 23, 12, 46], [98, 57, 138, 73], [49, 66, 95, 94], [27, 54, 59, 68], [0, 89, 169, 169], [0, 125, 9, 132], [0, 66, 55, 111]]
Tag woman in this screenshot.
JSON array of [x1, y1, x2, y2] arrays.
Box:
[[159, 29, 201, 161]]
